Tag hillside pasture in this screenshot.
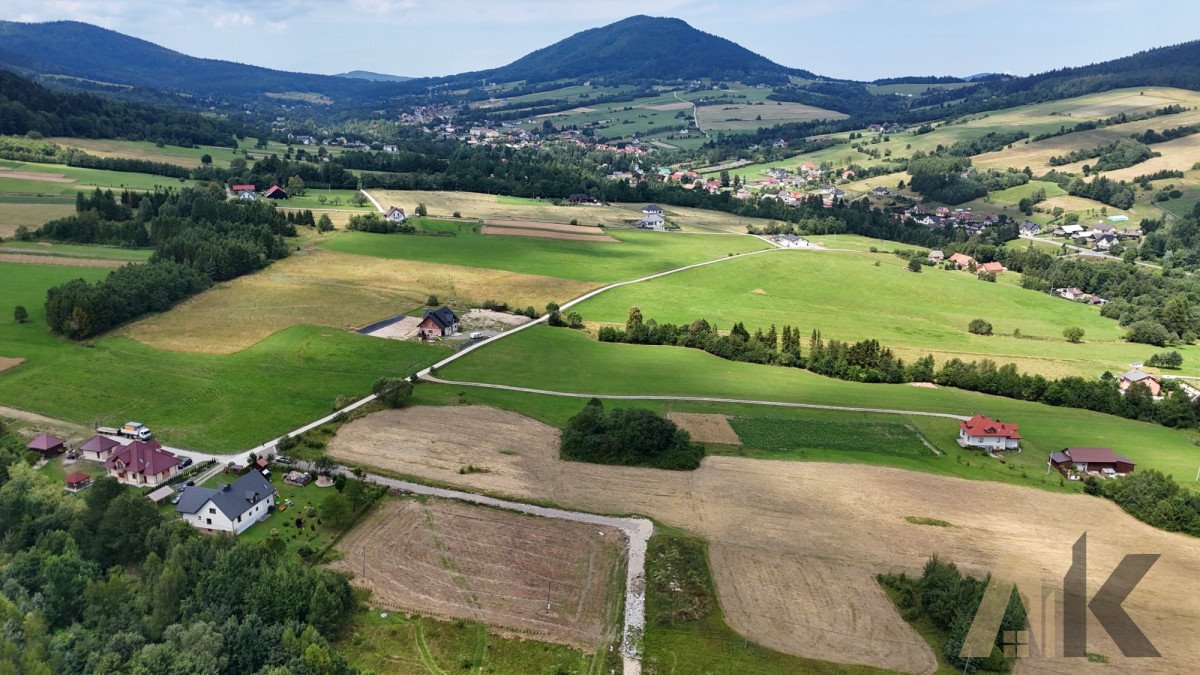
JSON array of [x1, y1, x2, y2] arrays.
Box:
[[696, 101, 848, 131], [46, 137, 240, 168], [0, 159, 192, 194], [125, 247, 598, 353], [0, 201, 76, 237]]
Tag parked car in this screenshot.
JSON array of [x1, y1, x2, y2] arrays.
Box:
[[170, 493, 183, 505], [470, 331, 484, 339], [180, 457, 193, 468], [275, 455, 293, 465], [185, 480, 195, 487]]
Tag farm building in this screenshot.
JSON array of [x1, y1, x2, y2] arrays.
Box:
[[1119, 367, 1162, 397], [977, 261, 1006, 274], [64, 472, 92, 491], [263, 185, 289, 199], [418, 306, 460, 339], [102, 440, 181, 487], [27, 433, 65, 458], [385, 206, 407, 223], [958, 414, 1021, 451], [1049, 447, 1135, 479], [176, 470, 276, 536], [948, 253, 977, 269], [79, 434, 120, 461]]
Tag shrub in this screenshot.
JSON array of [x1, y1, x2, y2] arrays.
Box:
[[373, 377, 414, 408], [967, 319, 993, 335], [907, 258, 922, 273], [1063, 326, 1085, 343], [1125, 320, 1172, 346], [13, 305, 28, 324], [425, 294, 439, 306]]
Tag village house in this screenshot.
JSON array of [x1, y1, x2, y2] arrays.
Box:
[[1094, 233, 1119, 251], [871, 186, 890, 197], [977, 261, 1006, 275], [418, 306, 460, 339], [79, 434, 120, 462], [958, 414, 1022, 451], [1018, 222, 1040, 236], [642, 204, 664, 216], [770, 234, 809, 248], [27, 433, 65, 458], [385, 206, 407, 223], [928, 250, 945, 263], [635, 212, 666, 230], [948, 252, 977, 269], [1049, 447, 1135, 480], [102, 440, 181, 487], [1055, 287, 1087, 302], [263, 185, 289, 200], [231, 184, 256, 200], [176, 470, 276, 535], [1118, 367, 1163, 397]]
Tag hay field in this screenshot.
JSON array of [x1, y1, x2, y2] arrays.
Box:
[[0, 253, 126, 268], [696, 102, 848, 131], [667, 412, 741, 445], [0, 202, 75, 238], [331, 497, 625, 651], [124, 248, 597, 353], [330, 405, 1200, 674], [45, 137, 239, 169], [481, 226, 618, 242]]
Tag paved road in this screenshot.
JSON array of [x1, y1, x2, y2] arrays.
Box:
[[1020, 235, 1167, 272], [421, 375, 971, 421], [359, 189, 385, 214]]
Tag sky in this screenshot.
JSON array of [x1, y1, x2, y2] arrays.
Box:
[[3, 0, 1200, 80]]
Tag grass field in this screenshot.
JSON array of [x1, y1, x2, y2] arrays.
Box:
[[696, 101, 848, 131], [436, 327, 1200, 489], [45, 137, 242, 169], [322, 226, 769, 283], [728, 416, 931, 457], [0, 261, 449, 452], [0, 159, 193, 194], [125, 247, 598, 353], [0, 202, 76, 237], [279, 188, 376, 212], [0, 240, 152, 261], [571, 247, 1194, 378]]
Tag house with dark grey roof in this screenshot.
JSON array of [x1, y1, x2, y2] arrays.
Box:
[[176, 470, 276, 535], [418, 306, 459, 339]]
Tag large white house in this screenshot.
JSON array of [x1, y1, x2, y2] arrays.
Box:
[[958, 414, 1022, 451], [176, 471, 276, 535]]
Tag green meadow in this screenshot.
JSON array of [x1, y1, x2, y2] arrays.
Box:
[[572, 247, 1193, 378], [0, 159, 193, 194], [0, 261, 449, 452], [436, 327, 1200, 489], [0, 240, 152, 261], [321, 228, 770, 283]]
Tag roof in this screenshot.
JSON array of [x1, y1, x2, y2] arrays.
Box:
[[27, 433, 65, 451], [421, 306, 458, 330], [1059, 447, 1133, 464], [642, 204, 663, 212], [80, 434, 120, 453], [176, 470, 276, 519], [978, 262, 1005, 272], [385, 206, 406, 216], [948, 253, 975, 265], [959, 414, 1022, 439], [1121, 370, 1158, 383], [263, 185, 288, 198], [231, 184, 256, 192], [102, 440, 180, 476], [64, 471, 90, 484]]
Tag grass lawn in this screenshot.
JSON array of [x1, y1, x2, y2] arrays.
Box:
[[214, 470, 340, 555], [37, 455, 107, 485], [571, 247, 1196, 378], [643, 528, 890, 675], [339, 609, 606, 674], [321, 228, 769, 283], [0, 240, 152, 261], [279, 188, 376, 212], [0, 261, 451, 452], [436, 327, 1200, 490]]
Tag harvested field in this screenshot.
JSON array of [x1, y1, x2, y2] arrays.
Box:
[[0, 357, 25, 374], [125, 249, 597, 353], [484, 220, 610, 235], [362, 315, 421, 340], [645, 101, 693, 111], [0, 168, 74, 183], [330, 496, 625, 650], [0, 203, 75, 238], [481, 226, 618, 242], [667, 412, 741, 445], [332, 405, 1200, 673], [0, 253, 125, 267], [535, 106, 596, 117]]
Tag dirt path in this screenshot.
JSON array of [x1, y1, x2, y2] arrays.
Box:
[[0, 404, 91, 435]]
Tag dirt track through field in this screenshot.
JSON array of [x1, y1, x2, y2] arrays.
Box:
[[0, 357, 25, 374], [331, 406, 1200, 674], [331, 496, 625, 651], [0, 253, 126, 267]]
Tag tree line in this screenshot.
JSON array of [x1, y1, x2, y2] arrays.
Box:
[[561, 399, 703, 470]]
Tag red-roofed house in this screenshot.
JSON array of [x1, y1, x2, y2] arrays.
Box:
[[231, 184, 256, 197], [80, 434, 121, 462], [64, 471, 92, 491], [103, 440, 181, 487], [958, 414, 1021, 451], [263, 185, 289, 200], [27, 433, 65, 458], [977, 262, 1006, 274], [948, 253, 977, 269], [1049, 448, 1135, 479]]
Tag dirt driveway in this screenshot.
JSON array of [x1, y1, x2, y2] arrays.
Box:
[[330, 406, 1200, 674]]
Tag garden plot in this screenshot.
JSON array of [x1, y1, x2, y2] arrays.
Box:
[[667, 412, 741, 445], [331, 496, 626, 651]]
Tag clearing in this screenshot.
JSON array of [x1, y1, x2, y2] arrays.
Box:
[[331, 496, 625, 651], [124, 248, 597, 353], [330, 404, 1200, 673]]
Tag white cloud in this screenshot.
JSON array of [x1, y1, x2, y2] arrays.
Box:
[[265, 21, 287, 35], [213, 12, 255, 29]]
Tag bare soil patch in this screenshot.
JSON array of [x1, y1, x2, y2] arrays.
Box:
[[667, 412, 741, 445], [481, 226, 618, 243], [484, 220, 609, 235], [460, 308, 533, 331], [0, 253, 125, 268], [333, 405, 1200, 673], [0, 357, 26, 374], [0, 167, 74, 183], [363, 315, 421, 340], [750, 288, 767, 295], [331, 496, 625, 650], [644, 101, 693, 111], [535, 106, 596, 118], [908, 382, 939, 389]]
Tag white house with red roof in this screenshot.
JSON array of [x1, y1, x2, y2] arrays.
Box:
[[102, 440, 181, 487], [958, 414, 1022, 451]]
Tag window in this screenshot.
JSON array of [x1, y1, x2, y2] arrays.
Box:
[[237, 515, 242, 523], [208, 507, 216, 514], [205, 518, 212, 525]]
